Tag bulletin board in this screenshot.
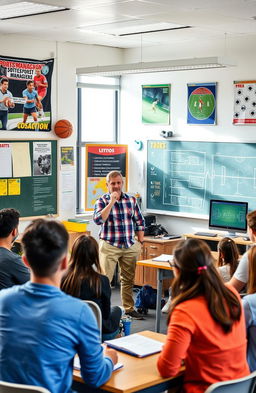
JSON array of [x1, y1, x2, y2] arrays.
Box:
[[0, 140, 57, 217]]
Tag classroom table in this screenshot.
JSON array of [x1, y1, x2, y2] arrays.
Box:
[[72, 330, 184, 393], [136, 253, 219, 333], [136, 260, 174, 333]]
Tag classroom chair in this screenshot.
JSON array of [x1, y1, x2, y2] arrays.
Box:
[[0, 381, 51, 393], [204, 371, 256, 393], [83, 300, 102, 339]]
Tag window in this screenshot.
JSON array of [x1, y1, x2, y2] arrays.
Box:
[[76, 75, 120, 213]]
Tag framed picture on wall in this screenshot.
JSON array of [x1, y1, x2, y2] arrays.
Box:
[[233, 80, 256, 125], [187, 82, 217, 125], [142, 84, 170, 124]]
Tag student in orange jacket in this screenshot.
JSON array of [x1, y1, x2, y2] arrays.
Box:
[[157, 238, 249, 393]]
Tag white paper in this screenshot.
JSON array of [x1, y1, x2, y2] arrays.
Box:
[[0, 143, 12, 177], [74, 356, 123, 371], [152, 254, 173, 262], [105, 334, 163, 357], [12, 142, 31, 177]]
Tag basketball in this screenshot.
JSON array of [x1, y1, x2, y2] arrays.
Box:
[[54, 119, 73, 138], [3, 96, 14, 108]]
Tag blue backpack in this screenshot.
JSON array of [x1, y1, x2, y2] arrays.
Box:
[[135, 285, 165, 315]]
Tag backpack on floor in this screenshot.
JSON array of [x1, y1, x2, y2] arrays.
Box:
[[135, 285, 165, 315]]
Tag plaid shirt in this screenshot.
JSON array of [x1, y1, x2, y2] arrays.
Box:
[[93, 192, 145, 249]]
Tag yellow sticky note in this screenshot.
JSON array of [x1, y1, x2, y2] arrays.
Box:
[[8, 179, 21, 195], [0, 179, 7, 196]]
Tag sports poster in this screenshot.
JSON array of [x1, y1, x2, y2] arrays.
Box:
[[0, 55, 54, 131], [187, 83, 216, 125], [233, 80, 256, 124], [142, 84, 170, 124], [85, 144, 128, 210]]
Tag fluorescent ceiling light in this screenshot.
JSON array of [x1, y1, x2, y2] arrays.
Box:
[[0, 2, 69, 20], [77, 57, 235, 76], [78, 20, 189, 37]]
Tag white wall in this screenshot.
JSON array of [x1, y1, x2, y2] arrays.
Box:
[[120, 35, 256, 235], [0, 35, 122, 233]]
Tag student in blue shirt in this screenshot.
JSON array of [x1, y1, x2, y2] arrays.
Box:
[[22, 80, 41, 123], [0, 219, 117, 393]]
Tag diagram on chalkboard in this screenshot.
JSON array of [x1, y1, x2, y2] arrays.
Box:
[[147, 140, 256, 216]]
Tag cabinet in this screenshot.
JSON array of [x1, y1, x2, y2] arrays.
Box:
[[135, 237, 180, 289]]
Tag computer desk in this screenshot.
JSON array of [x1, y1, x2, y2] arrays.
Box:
[[72, 330, 184, 393]]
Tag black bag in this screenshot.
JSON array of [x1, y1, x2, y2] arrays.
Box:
[[144, 224, 168, 237]]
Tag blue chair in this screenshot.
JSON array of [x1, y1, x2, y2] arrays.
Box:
[[204, 371, 256, 393], [0, 381, 51, 393]]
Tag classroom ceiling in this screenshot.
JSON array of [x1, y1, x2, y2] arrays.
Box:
[[1, 0, 256, 49]]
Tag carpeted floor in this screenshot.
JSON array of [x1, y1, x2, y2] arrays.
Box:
[[111, 284, 169, 335]]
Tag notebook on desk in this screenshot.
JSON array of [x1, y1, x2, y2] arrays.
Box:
[[74, 355, 123, 372], [104, 334, 163, 358]]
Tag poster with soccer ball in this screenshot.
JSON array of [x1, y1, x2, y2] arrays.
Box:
[[233, 80, 256, 125], [0, 55, 54, 131], [142, 84, 170, 124], [187, 83, 216, 125]]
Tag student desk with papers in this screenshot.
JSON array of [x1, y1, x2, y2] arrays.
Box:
[[136, 260, 174, 333], [72, 330, 184, 393]]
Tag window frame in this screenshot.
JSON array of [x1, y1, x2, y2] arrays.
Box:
[[76, 79, 120, 213]]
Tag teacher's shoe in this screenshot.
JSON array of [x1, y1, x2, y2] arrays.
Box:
[[125, 310, 145, 320]]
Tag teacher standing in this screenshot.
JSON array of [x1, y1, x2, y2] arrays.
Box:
[[93, 171, 145, 320]]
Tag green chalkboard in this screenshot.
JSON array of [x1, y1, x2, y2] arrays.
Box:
[[0, 140, 57, 217], [147, 140, 256, 216]]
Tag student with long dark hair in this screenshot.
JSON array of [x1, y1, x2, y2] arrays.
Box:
[[61, 235, 122, 341], [157, 239, 249, 393], [243, 246, 256, 371], [217, 237, 239, 282]]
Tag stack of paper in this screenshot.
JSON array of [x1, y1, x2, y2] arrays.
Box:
[[152, 254, 173, 262]]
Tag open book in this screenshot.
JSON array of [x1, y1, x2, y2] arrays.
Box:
[[74, 355, 123, 372], [104, 334, 163, 358]]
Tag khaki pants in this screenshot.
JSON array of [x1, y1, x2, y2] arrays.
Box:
[[99, 240, 141, 312]]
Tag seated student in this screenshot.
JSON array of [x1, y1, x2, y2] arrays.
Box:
[[157, 238, 249, 393], [242, 246, 256, 371], [0, 219, 117, 393], [0, 208, 30, 290], [217, 237, 239, 282], [61, 235, 123, 341], [229, 210, 256, 292]]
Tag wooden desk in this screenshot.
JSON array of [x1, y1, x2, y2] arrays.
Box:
[[72, 330, 184, 393], [184, 233, 252, 254], [137, 252, 218, 333], [135, 237, 180, 289], [137, 260, 174, 333]]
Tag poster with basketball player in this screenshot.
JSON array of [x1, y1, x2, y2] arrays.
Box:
[[0, 55, 54, 131], [142, 84, 170, 124], [187, 83, 217, 125], [233, 80, 256, 124]]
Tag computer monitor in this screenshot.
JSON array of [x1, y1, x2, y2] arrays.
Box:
[[209, 200, 248, 237]]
